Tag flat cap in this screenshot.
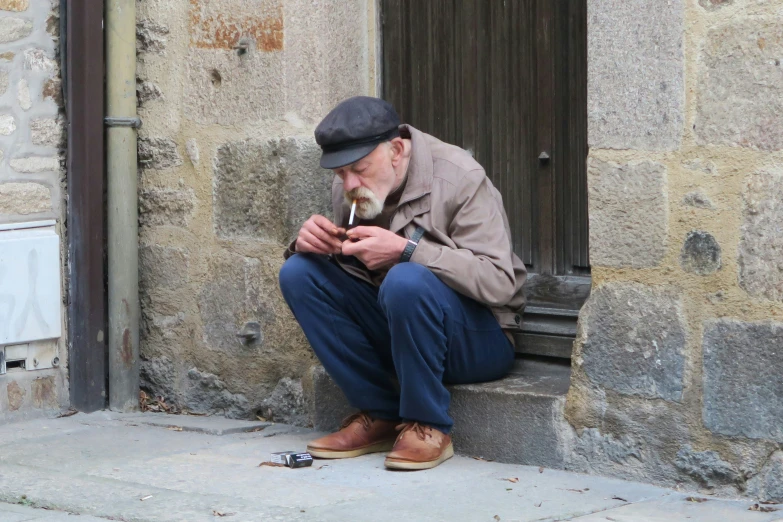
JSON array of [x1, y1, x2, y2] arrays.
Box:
[[314, 96, 401, 169]]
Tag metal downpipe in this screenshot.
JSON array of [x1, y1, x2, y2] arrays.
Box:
[[105, 0, 140, 411]]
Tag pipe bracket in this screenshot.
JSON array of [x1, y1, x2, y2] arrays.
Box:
[[104, 116, 142, 129]]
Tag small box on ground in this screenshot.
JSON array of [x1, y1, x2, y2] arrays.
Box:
[[270, 451, 296, 465], [287, 452, 313, 468], [269, 451, 313, 468]]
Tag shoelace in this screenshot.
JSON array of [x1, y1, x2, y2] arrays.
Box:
[[396, 421, 429, 441], [340, 412, 373, 430]]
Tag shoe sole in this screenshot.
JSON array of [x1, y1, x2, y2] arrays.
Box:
[[307, 439, 396, 459], [384, 442, 455, 471]]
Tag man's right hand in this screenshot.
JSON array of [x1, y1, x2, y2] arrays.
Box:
[[294, 215, 345, 255]]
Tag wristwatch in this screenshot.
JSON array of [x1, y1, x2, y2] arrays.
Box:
[[400, 227, 425, 263]]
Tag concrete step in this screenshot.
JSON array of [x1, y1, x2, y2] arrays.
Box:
[[311, 358, 572, 469]]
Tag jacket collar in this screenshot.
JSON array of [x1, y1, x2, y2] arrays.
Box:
[[397, 125, 433, 205]]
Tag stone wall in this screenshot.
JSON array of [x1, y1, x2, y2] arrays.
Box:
[[567, 0, 783, 500], [136, 0, 372, 421], [0, 0, 67, 419]]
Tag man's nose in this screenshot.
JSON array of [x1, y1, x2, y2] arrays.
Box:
[[343, 172, 361, 192]]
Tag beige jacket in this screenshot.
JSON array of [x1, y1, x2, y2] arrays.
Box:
[[328, 125, 527, 333]]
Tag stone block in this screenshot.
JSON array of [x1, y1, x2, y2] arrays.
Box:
[[579, 283, 686, 401], [184, 367, 250, 419], [213, 137, 332, 244], [739, 169, 783, 301], [0, 182, 51, 214], [139, 244, 188, 290], [703, 319, 783, 442], [283, 0, 368, 123], [198, 254, 277, 354], [748, 451, 783, 504], [0, 114, 16, 135], [139, 188, 195, 228], [449, 359, 572, 468], [675, 445, 739, 488], [588, 159, 668, 268], [257, 377, 308, 426], [313, 360, 574, 468], [23, 49, 56, 72], [183, 47, 285, 125], [0, 71, 8, 95], [30, 118, 64, 148], [31, 376, 57, 409], [574, 428, 643, 465], [136, 80, 163, 106], [696, 18, 783, 150], [188, 0, 283, 52], [0, 17, 32, 43], [17, 78, 30, 110], [7, 381, 25, 411], [311, 365, 354, 432], [680, 231, 721, 275], [42, 78, 62, 106], [682, 191, 714, 210], [587, 0, 684, 150], [10, 156, 59, 173], [138, 137, 182, 170], [0, 0, 29, 11], [136, 19, 169, 54]]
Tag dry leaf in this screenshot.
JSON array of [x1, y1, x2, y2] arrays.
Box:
[[140, 495, 153, 501], [56, 409, 78, 418], [504, 477, 519, 483], [558, 488, 586, 493], [258, 462, 287, 468], [538, 467, 544, 473], [256, 415, 267, 422], [166, 426, 183, 432], [212, 510, 236, 517], [748, 504, 778, 513], [493, 516, 500, 521], [506, 488, 512, 491], [472, 456, 487, 461], [612, 496, 628, 502], [685, 497, 708, 503], [534, 502, 542, 508]]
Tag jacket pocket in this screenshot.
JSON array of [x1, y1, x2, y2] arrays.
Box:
[[493, 309, 523, 331]]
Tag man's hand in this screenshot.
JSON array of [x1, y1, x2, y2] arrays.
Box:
[[295, 215, 345, 255], [342, 226, 408, 270]]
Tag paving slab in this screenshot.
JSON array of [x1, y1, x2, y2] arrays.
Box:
[[0, 502, 111, 521], [572, 493, 783, 522], [0, 413, 775, 522]]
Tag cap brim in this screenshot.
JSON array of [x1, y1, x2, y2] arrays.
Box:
[[320, 142, 379, 170]]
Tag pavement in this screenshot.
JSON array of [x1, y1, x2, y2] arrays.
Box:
[[0, 412, 780, 522]]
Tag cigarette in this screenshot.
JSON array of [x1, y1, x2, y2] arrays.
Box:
[[348, 199, 357, 226]]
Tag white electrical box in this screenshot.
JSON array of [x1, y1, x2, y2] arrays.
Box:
[[0, 220, 62, 346]]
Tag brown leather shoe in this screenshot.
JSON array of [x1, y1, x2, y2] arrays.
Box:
[[307, 412, 399, 459], [384, 422, 454, 470]]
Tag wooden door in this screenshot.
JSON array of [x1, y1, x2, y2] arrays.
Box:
[[382, 0, 589, 358]]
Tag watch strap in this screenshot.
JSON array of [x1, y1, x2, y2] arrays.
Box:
[[400, 227, 425, 263]]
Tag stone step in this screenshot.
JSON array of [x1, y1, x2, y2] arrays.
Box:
[[311, 358, 572, 470]]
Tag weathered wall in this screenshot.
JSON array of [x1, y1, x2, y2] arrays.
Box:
[[136, 0, 372, 421], [567, 0, 783, 500], [0, 0, 68, 419]]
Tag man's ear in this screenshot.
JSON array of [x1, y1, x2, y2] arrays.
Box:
[[389, 138, 405, 166]]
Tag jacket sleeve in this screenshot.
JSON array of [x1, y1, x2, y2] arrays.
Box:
[[409, 171, 517, 307]]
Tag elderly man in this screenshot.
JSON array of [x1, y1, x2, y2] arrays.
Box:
[[279, 96, 526, 470]]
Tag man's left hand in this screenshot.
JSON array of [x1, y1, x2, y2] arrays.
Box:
[[342, 226, 408, 270]]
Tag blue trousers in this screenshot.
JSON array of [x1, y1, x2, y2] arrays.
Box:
[[279, 254, 514, 433]]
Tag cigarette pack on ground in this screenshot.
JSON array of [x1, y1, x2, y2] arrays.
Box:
[[269, 451, 314, 468], [287, 452, 314, 468], [270, 451, 296, 465]]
